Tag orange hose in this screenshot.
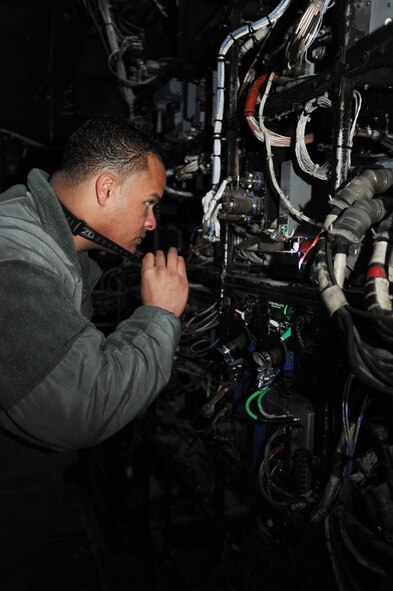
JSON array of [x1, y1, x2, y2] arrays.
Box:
[[244, 74, 267, 117]]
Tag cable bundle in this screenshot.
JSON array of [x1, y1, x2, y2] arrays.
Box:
[[257, 73, 322, 229], [210, 0, 292, 188], [285, 0, 331, 66], [295, 95, 332, 180], [258, 427, 304, 508], [107, 36, 156, 87], [295, 90, 361, 180], [245, 74, 314, 148], [315, 168, 393, 399], [179, 300, 220, 358], [202, 0, 293, 240], [246, 75, 291, 148]]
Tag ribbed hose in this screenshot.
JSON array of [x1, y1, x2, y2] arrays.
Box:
[[331, 169, 393, 213]]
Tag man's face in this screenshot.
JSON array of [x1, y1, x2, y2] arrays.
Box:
[[104, 154, 166, 254]]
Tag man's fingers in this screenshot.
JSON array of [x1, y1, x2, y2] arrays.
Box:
[[177, 255, 187, 279], [142, 252, 156, 269], [166, 247, 179, 271], [155, 250, 166, 268], [140, 247, 189, 317], [144, 248, 185, 275]]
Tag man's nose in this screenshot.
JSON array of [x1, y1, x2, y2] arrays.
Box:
[[144, 207, 157, 231]]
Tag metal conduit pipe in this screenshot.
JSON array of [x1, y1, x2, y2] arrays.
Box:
[[330, 168, 393, 214]]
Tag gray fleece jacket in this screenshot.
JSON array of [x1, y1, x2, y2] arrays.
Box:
[[0, 168, 181, 451]]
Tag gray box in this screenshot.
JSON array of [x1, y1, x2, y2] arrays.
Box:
[[355, 0, 393, 36], [280, 160, 312, 238]]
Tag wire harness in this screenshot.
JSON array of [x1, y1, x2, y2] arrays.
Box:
[[295, 95, 332, 180], [316, 168, 393, 399], [202, 0, 293, 241]]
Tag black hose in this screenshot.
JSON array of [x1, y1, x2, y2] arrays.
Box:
[[335, 309, 393, 397]]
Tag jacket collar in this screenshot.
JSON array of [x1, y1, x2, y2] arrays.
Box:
[[26, 168, 95, 284]]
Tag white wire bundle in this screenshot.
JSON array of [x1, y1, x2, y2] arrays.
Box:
[[295, 90, 362, 181], [285, 0, 331, 66], [250, 91, 294, 147], [201, 0, 293, 241], [348, 90, 362, 169], [165, 159, 200, 198], [295, 94, 332, 180], [181, 300, 220, 339], [245, 74, 314, 148], [167, 157, 200, 181], [248, 117, 293, 147], [211, 0, 292, 188], [259, 73, 322, 228], [202, 178, 229, 242]]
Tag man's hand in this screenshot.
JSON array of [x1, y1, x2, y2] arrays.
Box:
[[141, 247, 189, 318]]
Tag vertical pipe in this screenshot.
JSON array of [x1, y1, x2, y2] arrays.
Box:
[[98, 0, 135, 118], [331, 0, 357, 190], [333, 77, 354, 190], [225, 6, 241, 181], [220, 2, 241, 294]]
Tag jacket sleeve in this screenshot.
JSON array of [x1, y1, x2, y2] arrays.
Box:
[[0, 261, 181, 451]]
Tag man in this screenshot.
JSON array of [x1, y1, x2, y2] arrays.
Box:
[[0, 116, 189, 589]]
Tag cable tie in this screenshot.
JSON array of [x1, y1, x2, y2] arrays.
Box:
[[247, 23, 259, 46], [217, 54, 226, 62], [228, 32, 238, 44], [266, 14, 273, 28], [376, 236, 393, 244], [336, 144, 353, 150], [367, 265, 387, 280]]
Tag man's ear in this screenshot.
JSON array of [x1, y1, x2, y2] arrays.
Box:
[[96, 173, 116, 207]]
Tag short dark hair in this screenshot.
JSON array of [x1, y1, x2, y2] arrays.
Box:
[[60, 116, 163, 184]]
